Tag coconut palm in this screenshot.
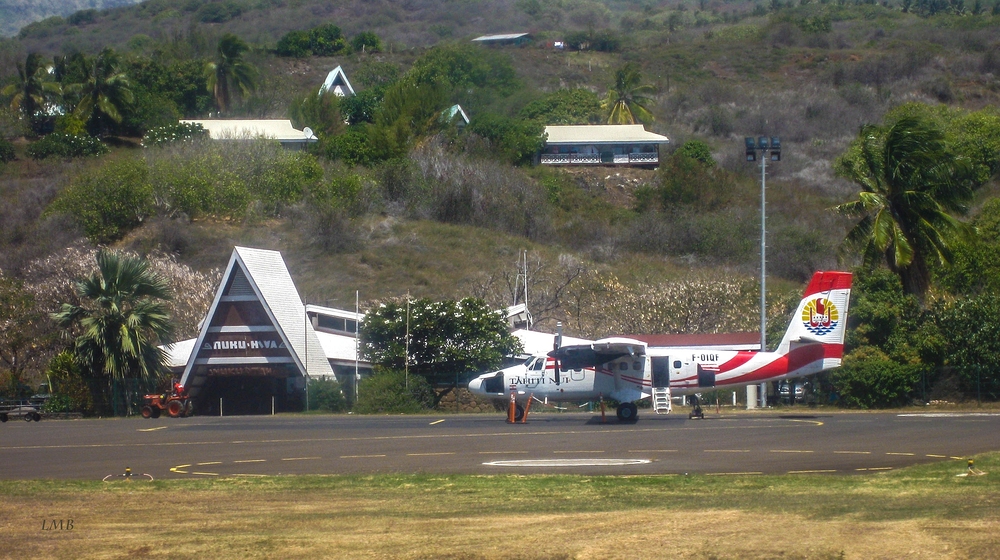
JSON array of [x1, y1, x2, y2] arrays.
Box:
[[205, 33, 258, 114], [835, 115, 977, 299], [602, 62, 655, 125], [1, 53, 60, 132], [53, 251, 174, 403], [67, 48, 134, 134]]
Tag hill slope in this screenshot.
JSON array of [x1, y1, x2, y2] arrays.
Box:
[[0, 0, 143, 38]]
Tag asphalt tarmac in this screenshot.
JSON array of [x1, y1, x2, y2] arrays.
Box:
[[2, 410, 998, 480]]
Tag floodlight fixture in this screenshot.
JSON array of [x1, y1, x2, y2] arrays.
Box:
[[770, 136, 781, 161], [745, 137, 756, 161]]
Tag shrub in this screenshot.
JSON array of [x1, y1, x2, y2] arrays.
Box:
[[47, 157, 153, 243], [832, 348, 923, 408], [466, 113, 546, 166], [354, 369, 434, 414], [411, 139, 552, 240], [351, 31, 382, 52], [26, 133, 108, 159], [45, 351, 94, 415], [142, 122, 208, 147], [0, 138, 14, 163], [276, 30, 311, 57], [195, 1, 244, 23], [307, 377, 348, 412], [519, 88, 604, 125], [325, 127, 380, 167], [276, 24, 348, 57], [54, 115, 87, 135], [145, 139, 322, 219], [676, 139, 716, 167], [294, 172, 371, 252], [936, 293, 1000, 400], [409, 43, 518, 95], [289, 93, 345, 138]]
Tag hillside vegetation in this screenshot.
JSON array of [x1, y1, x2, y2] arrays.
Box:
[[0, 0, 144, 39], [3, 0, 1000, 409]]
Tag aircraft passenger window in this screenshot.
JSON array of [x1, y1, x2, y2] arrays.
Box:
[[674, 361, 682, 369], [619, 362, 628, 371], [633, 361, 642, 371]]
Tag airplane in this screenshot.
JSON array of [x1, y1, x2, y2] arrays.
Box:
[[467, 270, 852, 422]]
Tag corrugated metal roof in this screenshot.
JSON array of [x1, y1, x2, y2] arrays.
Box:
[[233, 247, 333, 378], [162, 339, 196, 369], [544, 124, 669, 144], [180, 119, 316, 142], [472, 33, 530, 42]]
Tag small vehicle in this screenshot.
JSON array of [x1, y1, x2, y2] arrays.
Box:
[[778, 381, 807, 403], [0, 399, 42, 422], [141, 384, 193, 418]]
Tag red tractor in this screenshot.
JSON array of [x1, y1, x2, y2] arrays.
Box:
[[141, 383, 193, 418]]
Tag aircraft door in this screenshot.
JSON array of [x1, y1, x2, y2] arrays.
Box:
[[697, 365, 716, 388], [651, 357, 671, 388]]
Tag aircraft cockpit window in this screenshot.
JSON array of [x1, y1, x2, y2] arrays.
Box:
[[532, 359, 545, 371], [524, 357, 535, 367]]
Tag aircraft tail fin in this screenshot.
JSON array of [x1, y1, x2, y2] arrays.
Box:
[[775, 271, 853, 363]]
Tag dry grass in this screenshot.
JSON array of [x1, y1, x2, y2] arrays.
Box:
[[3, 454, 1000, 559]]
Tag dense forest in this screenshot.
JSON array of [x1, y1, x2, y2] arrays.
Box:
[[3, 0, 1000, 413]]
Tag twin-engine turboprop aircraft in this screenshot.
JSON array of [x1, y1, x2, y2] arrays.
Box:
[[468, 271, 852, 422]]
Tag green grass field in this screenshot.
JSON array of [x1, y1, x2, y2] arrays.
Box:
[[3, 452, 999, 559]]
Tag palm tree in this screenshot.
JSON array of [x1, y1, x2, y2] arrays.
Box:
[[205, 33, 258, 114], [602, 62, 655, 125], [53, 251, 174, 414], [835, 115, 977, 299], [1, 53, 59, 133], [67, 48, 134, 134]]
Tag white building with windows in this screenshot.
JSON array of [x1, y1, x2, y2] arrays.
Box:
[[540, 124, 669, 167]]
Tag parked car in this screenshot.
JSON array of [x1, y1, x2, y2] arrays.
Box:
[[778, 381, 807, 403]]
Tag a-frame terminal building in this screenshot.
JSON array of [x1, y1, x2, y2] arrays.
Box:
[[179, 247, 334, 415]]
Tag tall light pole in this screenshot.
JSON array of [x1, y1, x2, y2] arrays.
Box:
[[745, 136, 781, 408]]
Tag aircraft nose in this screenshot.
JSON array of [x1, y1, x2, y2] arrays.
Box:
[[468, 377, 485, 395]]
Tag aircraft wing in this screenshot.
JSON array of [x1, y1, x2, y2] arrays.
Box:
[[547, 339, 645, 370]]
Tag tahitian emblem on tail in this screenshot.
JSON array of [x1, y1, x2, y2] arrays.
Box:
[[802, 298, 839, 336]]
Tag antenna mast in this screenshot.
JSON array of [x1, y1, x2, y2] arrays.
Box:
[[514, 250, 531, 330]]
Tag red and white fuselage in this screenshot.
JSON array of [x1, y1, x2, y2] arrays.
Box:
[[468, 271, 852, 415]]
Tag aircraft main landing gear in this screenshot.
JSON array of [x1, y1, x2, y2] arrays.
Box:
[[616, 402, 638, 423], [688, 395, 705, 420]]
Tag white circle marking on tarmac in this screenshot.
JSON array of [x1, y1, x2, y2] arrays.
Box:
[[484, 458, 652, 467]]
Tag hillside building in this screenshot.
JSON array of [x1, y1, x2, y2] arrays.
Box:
[[319, 65, 355, 97], [540, 124, 669, 167], [471, 33, 531, 46], [180, 119, 318, 150]]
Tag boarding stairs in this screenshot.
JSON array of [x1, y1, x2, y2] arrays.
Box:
[[652, 387, 672, 414]]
